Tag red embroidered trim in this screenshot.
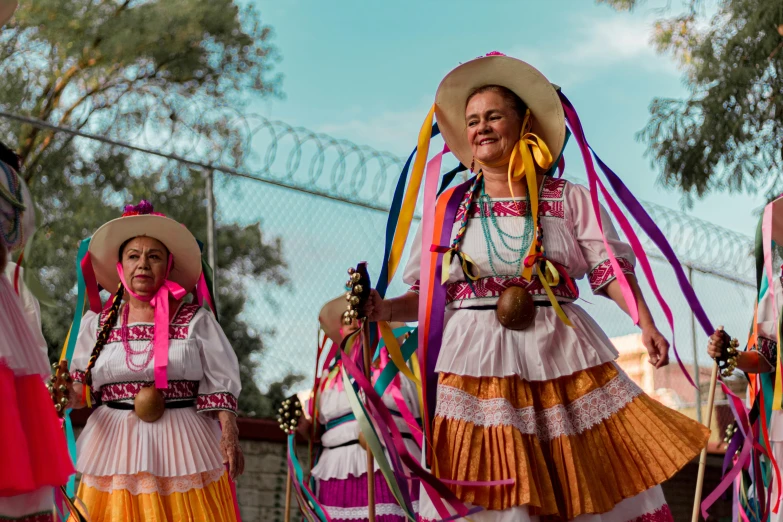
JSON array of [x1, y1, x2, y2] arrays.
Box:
[[455, 177, 566, 222], [540, 177, 566, 199], [630, 504, 673, 522], [98, 303, 200, 342], [99, 380, 198, 403], [588, 257, 635, 292], [197, 392, 238, 413], [757, 336, 778, 367], [447, 275, 578, 304], [71, 370, 85, 383], [409, 281, 421, 294]]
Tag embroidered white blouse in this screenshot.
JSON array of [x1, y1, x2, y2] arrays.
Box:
[[69, 302, 241, 477], [402, 177, 637, 381]]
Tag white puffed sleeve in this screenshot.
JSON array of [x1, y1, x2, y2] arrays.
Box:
[[191, 309, 241, 415], [69, 311, 100, 383], [567, 183, 636, 294], [3, 263, 47, 356], [401, 225, 423, 294]]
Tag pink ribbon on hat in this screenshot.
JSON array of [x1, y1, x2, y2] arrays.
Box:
[[116, 255, 187, 388]]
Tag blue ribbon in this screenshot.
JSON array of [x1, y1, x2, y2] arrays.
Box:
[[65, 238, 91, 363]]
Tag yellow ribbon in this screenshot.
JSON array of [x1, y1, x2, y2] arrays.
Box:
[[506, 111, 554, 280], [379, 321, 420, 386], [441, 249, 481, 285], [537, 260, 573, 327], [388, 105, 435, 285]]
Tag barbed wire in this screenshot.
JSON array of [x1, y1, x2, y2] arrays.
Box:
[[0, 110, 755, 283]]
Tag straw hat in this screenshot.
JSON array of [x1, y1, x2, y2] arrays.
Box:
[[88, 200, 202, 292], [434, 53, 565, 168]]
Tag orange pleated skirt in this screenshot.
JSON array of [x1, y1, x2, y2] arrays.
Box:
[[431, 362, 709, 519], [70, 470, 238, 522]]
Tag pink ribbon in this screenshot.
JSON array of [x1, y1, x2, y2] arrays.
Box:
[[116, 256, 187, 388], [81, 251, 103, 313]]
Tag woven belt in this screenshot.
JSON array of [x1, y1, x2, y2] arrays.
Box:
[[105, 400, 195, 410], [323, 432, 416, 450]]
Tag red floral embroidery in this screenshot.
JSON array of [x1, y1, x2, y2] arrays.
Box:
[[71, 370, 85, 383], [757, 336, 778, 367], [409, 281, 421, 294], [447, 275, 578, 304], [455, 177, 566, 222], [100, 380, 198, 403], [630, 504, 674, 522], [540, 177, 566, 199], [588, 257, 635, 292], [99, 303, 200, 343], [197, 392, 238, 413]]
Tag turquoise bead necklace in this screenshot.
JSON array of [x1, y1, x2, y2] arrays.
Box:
[[477, 178, 534, 277]]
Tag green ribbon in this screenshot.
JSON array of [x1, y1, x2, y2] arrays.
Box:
[[65, 238, 91, 363], [340, 368, 416, 521], [375, 330, 418, 396]]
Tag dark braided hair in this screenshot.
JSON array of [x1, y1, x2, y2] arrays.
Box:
[[84, 283, 124, 387], [0, 141, 21, 172]]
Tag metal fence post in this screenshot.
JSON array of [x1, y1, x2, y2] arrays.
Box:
[[688, 265, 703, 423], [205, 169, 218, 312]]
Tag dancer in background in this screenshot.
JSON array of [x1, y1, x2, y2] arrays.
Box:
[[0, 138, 74, 521], [294, 295, 421, 521]]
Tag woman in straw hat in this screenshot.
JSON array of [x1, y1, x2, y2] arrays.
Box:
[[0, 140, 74, 521], [293, 296, 421, 521], [365, 53, 710, 521], [65, 200, 243, 521]]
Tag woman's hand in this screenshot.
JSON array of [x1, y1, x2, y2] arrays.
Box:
[[641, 326, 670, 369], [363, 289, 391, 322], [218, 411, 245, 481], [707, 329, 725, 360], [67, 381, 86, 410]]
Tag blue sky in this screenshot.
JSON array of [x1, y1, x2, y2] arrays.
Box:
[[249, 0, 763, 235]]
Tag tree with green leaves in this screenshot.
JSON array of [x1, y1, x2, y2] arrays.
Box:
[[599, 0, 783, 204], [0, 0, 299, 417]]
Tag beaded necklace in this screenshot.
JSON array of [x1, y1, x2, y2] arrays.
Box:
[[120, 304, 154, 372], [477, 180, 534, 276]]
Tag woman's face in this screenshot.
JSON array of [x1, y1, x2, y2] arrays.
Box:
[[466, 90, 522, 167], [121, 236, 169, 297]]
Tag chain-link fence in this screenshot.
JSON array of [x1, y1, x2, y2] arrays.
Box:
[[0, 111, 758, 438]]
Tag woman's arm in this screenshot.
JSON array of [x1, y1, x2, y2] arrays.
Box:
[[706, 330, 774, 374], [604, 274, 669, 369], [364, 290, 419, 323]]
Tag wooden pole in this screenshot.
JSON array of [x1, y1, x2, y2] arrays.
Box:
[[284, 472, 292, 522], [361, 320, 376, 522], [691, 362, 720, 522]]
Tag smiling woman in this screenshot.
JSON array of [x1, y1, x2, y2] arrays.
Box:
[[65, 201, 244, 522]]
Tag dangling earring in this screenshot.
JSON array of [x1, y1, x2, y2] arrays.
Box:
[[470, 157, 475, 173]]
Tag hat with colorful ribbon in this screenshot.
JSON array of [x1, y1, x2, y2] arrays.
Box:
[[435, 52, 566, 170], [88, 200, 202, 293]]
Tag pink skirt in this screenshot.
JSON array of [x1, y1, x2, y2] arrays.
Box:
[[0, 276, 73, 497], [317, 470, 419, 522]]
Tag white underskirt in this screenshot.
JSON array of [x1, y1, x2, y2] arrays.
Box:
[[76, 405, 224, 477], [436, 304, 619, 380]]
